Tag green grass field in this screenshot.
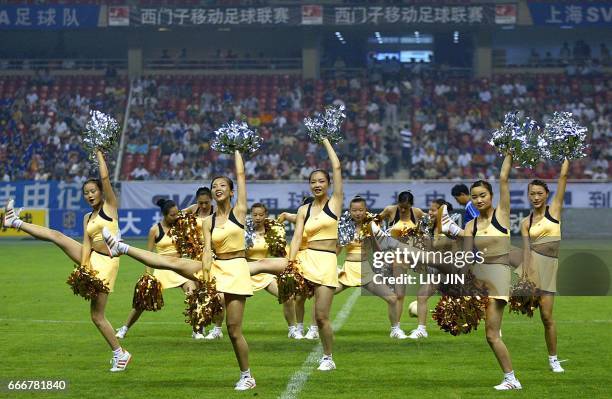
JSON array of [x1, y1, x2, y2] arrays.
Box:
[[1, 240, 611, 399]]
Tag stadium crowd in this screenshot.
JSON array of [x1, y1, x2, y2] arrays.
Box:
[[0, 69, 609, 182]]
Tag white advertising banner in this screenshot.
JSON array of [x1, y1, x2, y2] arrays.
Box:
[[120, 181, 612, 210]]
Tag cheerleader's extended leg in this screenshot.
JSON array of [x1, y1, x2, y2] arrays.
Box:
[[248, 258, 288, 275], [103, 228, 201, 281], [3, 200, 81, 263]]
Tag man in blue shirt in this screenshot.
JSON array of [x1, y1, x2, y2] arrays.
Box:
[[451, 184, 479, 227]]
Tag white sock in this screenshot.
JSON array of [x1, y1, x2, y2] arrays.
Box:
[[322, 354, 332, 360], [13, 219, 23, 230], [504, 371, 516, 380], [117, 241, 129, 255], [112, 347, 123, 357], [122, 325, 128, 331], [288, 325, 296, 332], [549, 355, 558, 362], [214, 326, 222, 332], [448, 223, 462, 237], [240, 369, 251, 379], [297, 323, 303, 332], [309, 325, 318, 331], [417, 324, 426, 332]]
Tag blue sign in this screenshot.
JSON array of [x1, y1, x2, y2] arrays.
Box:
[[50, 209, 162, 238], [0, 5, 100, 29], [529, 3, 612, 26], [0, 181, 89, 210]]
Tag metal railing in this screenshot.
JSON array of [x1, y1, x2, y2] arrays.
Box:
[[143, 57, 301, 71], [0, 59, 127, 71]]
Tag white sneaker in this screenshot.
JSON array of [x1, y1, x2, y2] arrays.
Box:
[[288, 327, 303, 339], [102, 227, 125, 258], [205, 328, 223, 340], [234, 377, 256, 391], [109, 350, 132, 372], [494, 377, 522, 390], [440, 205, 462, 238], [304, 327, 319, 340], [550, 359, 565, 373], [115, 326, 128, 339], [3, 199, 23, 229], [408, 329, 428, 339], [390, 327, 408, 339], [192, 331, 206, 340], [317, 357, 336, 371]]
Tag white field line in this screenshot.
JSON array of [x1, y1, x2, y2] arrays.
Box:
[[279, 289, 361, 399]]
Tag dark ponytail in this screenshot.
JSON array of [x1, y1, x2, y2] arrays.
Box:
[[196, 186, 212, 198], [156, 198, 177, 216], [434, 198, 453, 213]]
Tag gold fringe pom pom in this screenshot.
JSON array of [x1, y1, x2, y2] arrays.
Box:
[[184, 278, 223, 332], [277, 260, 314, 303], [508, 276, 540, 318], [263, 218, 287, 257], [66, 265, 110, 301], [169, 211, 203, 260], [132, 274, 164, 311], [432, 271, 489, 336], [357, 212, 379, 241]]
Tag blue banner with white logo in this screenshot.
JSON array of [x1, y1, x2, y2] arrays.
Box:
[[529, 3, 612, 26], [0, 5, 100, 30], [49, 209, 163, 238]]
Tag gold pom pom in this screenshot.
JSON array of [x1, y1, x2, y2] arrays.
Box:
[[263, 218, 287, 257], [168, 211, 203, 260], [508, 276, 540, 317], [66, 265, 110, 301], [433, 271, 489, 335], [277, 260, 314, 303], [184, 277, 223, 332], [132, 274, 164, 311]]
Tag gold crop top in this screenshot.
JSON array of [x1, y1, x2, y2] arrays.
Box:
[[528, 206, 561, 244], [86, 205, 119, 243], [154, 224, 178, 256], [389, 207, 417, 239], [472, 208, 510, 258], [304, 201, 338, 242], [211, 208, 245, 255], [246, 233, 268, 261]]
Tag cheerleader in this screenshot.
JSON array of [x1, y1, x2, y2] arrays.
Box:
[[278, 196, 314, 340], [183, 186, 214, 230], [288, 138, 343, 371], [378, 191, 426, 327], [462, 153, 522, 390], [336, 196, 407, 339], [407, 199, 455, 340], [114, 198, 200, 340], [206, 203, 300, 340], [2, 150, 131, 372], [519, 159, 569, 373], [104, 150, 258, 390]]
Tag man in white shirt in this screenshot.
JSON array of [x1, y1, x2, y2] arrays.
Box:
[[169, 149, 184, 168], [130, 163, 150, 180]]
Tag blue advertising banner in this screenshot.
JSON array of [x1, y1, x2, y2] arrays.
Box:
[[0, 181, 89, 209], [0, 5, 100, 30], [49, 209, 163, 238], [529, 3, 612, 26]]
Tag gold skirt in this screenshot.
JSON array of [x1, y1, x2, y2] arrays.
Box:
[[470, 262, 511, 302], [154, 268, 189, 290], [251, 273, 276, 291], [89, 251, 120, 292], [338, 260, 362, 287], [531, 251, 559, 293], [211, 257, 253, 296], [300, 248, 339, 288]]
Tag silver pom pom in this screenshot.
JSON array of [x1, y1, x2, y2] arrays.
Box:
[[418, 214, 433, 236], [211, 121, 262, 155], [244, 217, 255, 249], [541, 112, 589, 162], [337, 211, 356, 247], [83, 110, 120, 160], [489, 111, 542, 168], [304, 104, 346, 144]]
